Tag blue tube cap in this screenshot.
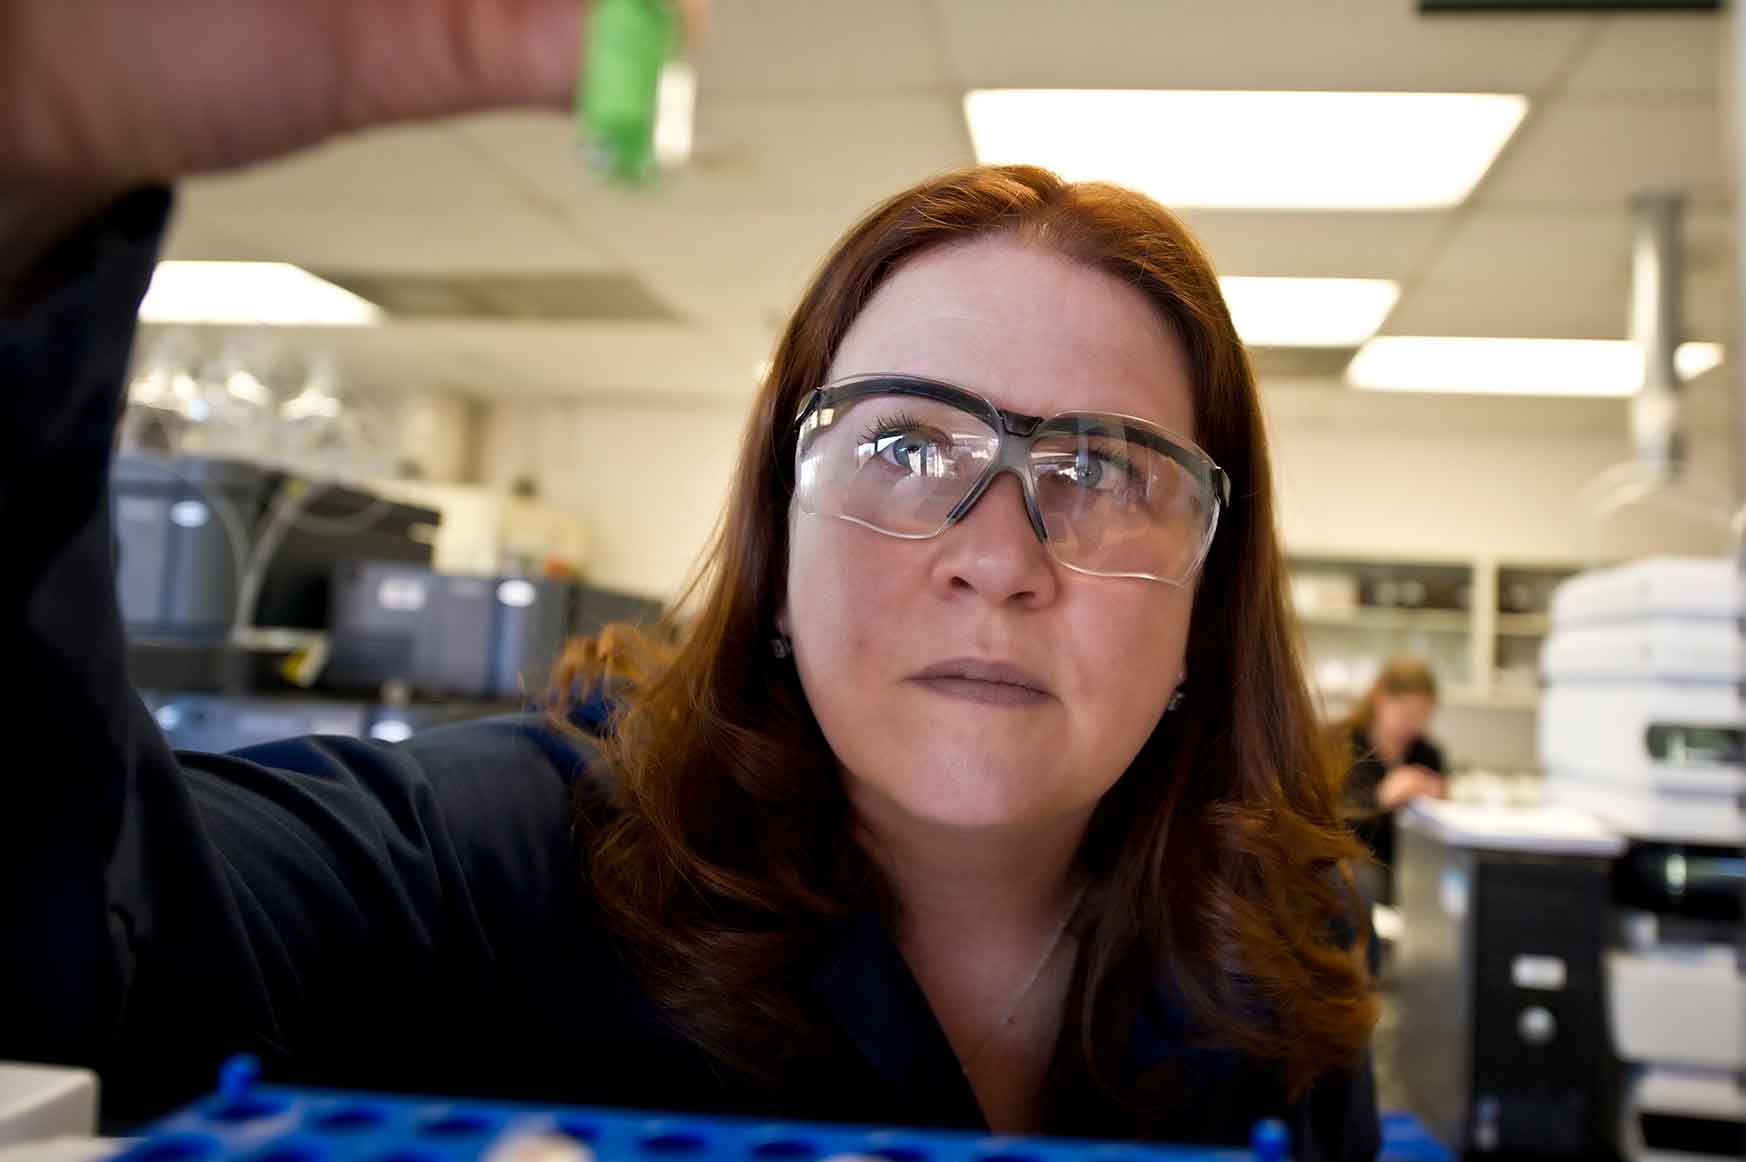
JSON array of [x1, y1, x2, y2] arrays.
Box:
[[1250, 1118, 1290, 1162]]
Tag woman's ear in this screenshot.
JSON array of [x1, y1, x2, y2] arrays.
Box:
[[770, 604, 794, 660]]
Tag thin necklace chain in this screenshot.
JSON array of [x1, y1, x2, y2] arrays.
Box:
[[958, 879, 1089, 1076]]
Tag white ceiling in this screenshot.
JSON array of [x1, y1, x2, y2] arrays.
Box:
[[157, 1, 1736, 423]]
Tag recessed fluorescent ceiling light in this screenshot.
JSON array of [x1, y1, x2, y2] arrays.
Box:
[[140, 262, 382, 326], [1220, 277, 1399, 347], [963, 90, 1528, 210], [1348, 337, 1725, 397]]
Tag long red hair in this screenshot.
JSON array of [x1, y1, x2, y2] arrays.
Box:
[[553, 164, 1374, 1113]]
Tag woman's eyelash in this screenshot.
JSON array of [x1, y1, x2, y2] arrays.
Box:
[[858, 411, 923, 443], [1097, 447, 1141, 479]]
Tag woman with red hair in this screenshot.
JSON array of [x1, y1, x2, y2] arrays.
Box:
[[3, 3, 1376, 1156]]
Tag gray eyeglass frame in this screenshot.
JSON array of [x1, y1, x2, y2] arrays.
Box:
[[790, 373, 1233, 583]]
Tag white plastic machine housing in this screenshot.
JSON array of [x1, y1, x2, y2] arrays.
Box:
[[1401, 798, 1626, 857], [1542, 621, 1745, 686], [1550, 557, 1744, 626], [1539, 683, 1745, 845], [1540, 557, 1745, 845], [1537, 558, 1745, 1162], [1607, 945, 1746, 1071], [1618, 1067, 1746, 1162], [0, 1062, 97, 1148]]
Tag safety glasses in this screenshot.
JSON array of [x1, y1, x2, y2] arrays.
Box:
[[791, 374, 1230, 585]]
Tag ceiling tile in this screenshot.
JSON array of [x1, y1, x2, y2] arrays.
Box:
[[1386, 281, 1624, 339], [599, 208, 853, 329], [1181, 210, 1450, 280], [1563, 13, 1723, 95], [449, 99, 970, 330], [165, 202, 617, 273], [694, 0, 952, 96], [454, 98, 971, 221], [424, 319, 759, 401], [183, 121, 528, 213], [1479, 96, 1726, 209], [1388, 273, 1729, 341], [936, 0, 1598, 93], [159, 214, 256, 262], [1390, 207, 1732, 341]]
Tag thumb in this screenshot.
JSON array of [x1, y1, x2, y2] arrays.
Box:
[[367, 0, 711, 122], [339, 0, 586, 130]]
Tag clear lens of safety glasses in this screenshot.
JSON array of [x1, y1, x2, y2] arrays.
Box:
[[792, 377, 1229, 585]]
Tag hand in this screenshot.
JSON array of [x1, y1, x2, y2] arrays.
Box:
[[1, 0, 707, 188], [3, 0, 575, 188], [1376, 764, 1447, 812], [0, 0, 706, 305]]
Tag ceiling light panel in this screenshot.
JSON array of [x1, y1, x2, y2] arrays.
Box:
[[140, 262, 383, 326], [1220, 277, 1400, 347], [964, 89, 1529, 210], [1348, 336, 1725, 397]]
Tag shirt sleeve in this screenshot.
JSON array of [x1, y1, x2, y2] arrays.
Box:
[[0, 190, 586, 1127], [1411, 738, 1447, 775]]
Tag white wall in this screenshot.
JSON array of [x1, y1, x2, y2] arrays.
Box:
[[393, 392, 482, 483], [1267, 371, 1739, 564], [480, 399, 749, 598]]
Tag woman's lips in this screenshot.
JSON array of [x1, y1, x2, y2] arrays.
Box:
[[910, 676, 1054, 707], [907, 658, 1054, 706]]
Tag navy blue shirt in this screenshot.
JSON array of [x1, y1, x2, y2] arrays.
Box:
[[0, 189, 1377, 1158]]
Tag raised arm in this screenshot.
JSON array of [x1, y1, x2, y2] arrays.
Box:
[[0, 0, 661, 1123]]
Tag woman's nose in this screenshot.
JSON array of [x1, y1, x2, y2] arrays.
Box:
[[929, 472, 1059, 607]]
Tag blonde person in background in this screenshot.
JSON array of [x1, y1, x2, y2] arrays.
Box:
[[1334, 657, 1449, 907]]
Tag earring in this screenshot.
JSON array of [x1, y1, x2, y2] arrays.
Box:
[[1166, 687, 1186, 713], [771, 634, 792, 659]]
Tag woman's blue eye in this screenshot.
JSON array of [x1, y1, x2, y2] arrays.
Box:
[[1067, 446, 1142, 492], [859, 415, 951, 478], [875, 434, 922, 472]]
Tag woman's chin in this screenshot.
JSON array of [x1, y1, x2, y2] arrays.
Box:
[[851, 768, 1098, 835]]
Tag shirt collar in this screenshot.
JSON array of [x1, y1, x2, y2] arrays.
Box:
[[807, 905, 986, 1130]]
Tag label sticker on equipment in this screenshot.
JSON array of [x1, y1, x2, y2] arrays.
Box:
[[170, 500, 210, 528], [1439, 867, 1470, 919], [370, 719, 414, 743], [1511, 955, 1567, 991], [497, 579, 538, 608], [378, 577, 427, 611]]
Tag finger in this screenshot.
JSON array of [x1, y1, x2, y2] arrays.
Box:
[[677, 0, 710, 48], [337, 0, 585, 132]]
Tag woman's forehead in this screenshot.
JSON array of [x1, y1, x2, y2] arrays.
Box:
[[827, 238, 1196, 435]]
